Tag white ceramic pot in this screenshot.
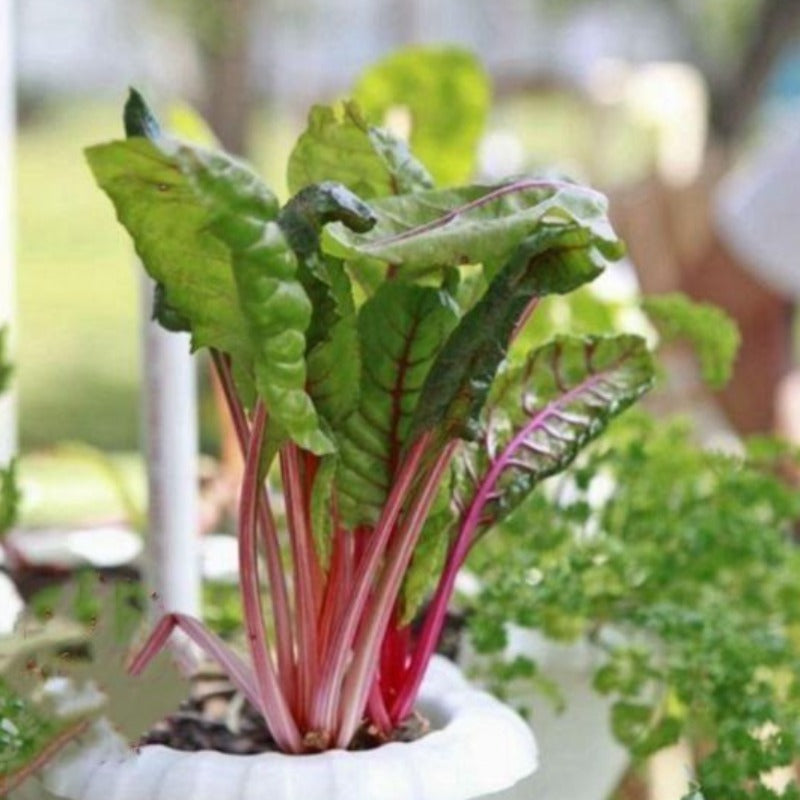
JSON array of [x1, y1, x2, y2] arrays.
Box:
[[462, 629, 630, 800], [43, 656, 537, 800]]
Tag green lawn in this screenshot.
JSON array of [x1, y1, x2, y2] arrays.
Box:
[[15, 98, 300, 452], [16, 100, 141, 450]]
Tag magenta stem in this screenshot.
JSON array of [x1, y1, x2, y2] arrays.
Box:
[[308, 434, 431, 737], [239, 402, 303, 752], [128, 611, 261, 709], [211, 350, 296, 704], [337, 442, 456, 747], [393, 373, 605, 721], [280, 443, 320, 725], [367, 677, 393, 735]]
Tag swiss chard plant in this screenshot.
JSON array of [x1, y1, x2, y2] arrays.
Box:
[[84, 58, 654, 751]]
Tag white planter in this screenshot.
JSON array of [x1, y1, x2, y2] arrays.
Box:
[[462, 629, 630, 800], [43, 656, 537, 800]]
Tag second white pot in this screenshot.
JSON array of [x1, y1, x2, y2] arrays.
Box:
[[43, 656, 537, 800], [462, 628, 630, 800]]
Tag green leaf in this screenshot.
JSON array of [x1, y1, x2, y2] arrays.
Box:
[[642, 292, 740, 389], [287, 101, 433, 199], [276, 182, 376, 437], [209, 211, 332, 455], [335, 282, 460, 527], [399, 477, 456, 623], [310, 454, 338, 569], [85, 93, 278, 402], [85, 134, 264, 365], [323, 178, 622, 279], [461, 335, 653, 532], [352, 46, 490, 185], [292, 253, 361, 429], [611, 701, 682, 758], [409, 224, 621, 442], [87, 92, 346, 452], [151, 282, 191, 333], [0, 325, 12, 394], [0, 459, 20, 537]]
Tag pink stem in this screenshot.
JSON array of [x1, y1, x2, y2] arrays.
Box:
[[510, 298, 540, 342], [392, 374, 605, 721], [211, 350, 296, 704], [308, 434, 431, 736], [280, 443, 320, 725], [239, 403, 303, 752], [337, 443, 456, 747], [368, 678, 393, 736], [128, 612, 261, 709], [318, 523, 347, 659]]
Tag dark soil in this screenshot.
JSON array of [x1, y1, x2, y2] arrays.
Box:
[[138, 610, 466, 755], [138, 674, 429, 755]]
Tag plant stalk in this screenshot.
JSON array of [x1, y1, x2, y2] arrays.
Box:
[[211, 349, 296, 703], [280, 442, 321, 725], [337, 442, 456, 746], [308, 434, 431, 736], [239, 402, 302, 752]]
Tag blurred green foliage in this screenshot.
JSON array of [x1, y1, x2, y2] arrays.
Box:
[[353, 46, 490, 186], [469, 413, 800, 799]]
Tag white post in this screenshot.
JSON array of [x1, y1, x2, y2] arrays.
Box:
[[140, 275, 201, 619], [0, 0, 17, 462]]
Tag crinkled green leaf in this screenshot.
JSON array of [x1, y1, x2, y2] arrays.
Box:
[[287, 101, 433, 199], [310, 454, 338, 569], [87, 93, 357, 452], [352, 46, 490, 185], [456, 335, 654, 531], [410, 224, 622, 443], [276, 183, 376, 439], [642, 292, 740, 390], [85, 91, 276, 403], [294, 254, 361, 428], [324, 178, 622, 279], [336, 282, 460, 527], [209, 212, 331, 455]]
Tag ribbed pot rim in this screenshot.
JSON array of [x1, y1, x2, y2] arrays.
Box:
[[44, 656, 537, 800]]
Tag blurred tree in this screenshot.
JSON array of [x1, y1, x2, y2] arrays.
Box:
[[541, 0, 800, 143], [153, 0, 255, 154]]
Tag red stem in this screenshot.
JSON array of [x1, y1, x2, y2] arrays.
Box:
[[337, 442, 456, 747], [308, 434, 431, 736], [128, 611, 261, 709], [211, 350, 296, 704], [318, 522, 347, 659], [379, 621, 413, 710], [368, 677, 393, 736], [239, 403, 303, 752], [280, 443, 321, 726], [392, 372, 603, 721]]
